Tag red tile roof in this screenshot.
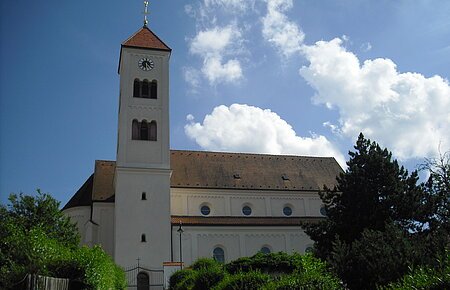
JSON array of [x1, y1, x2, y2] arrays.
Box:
[[122, 26, 171, 51], [63, 150, 342, 210], [170, 150, 342, 191], [171, 216, 323, 226]]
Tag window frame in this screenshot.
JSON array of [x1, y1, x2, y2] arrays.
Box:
[[283, 206, 293, 216], [260, 246, 271, 254], [242, 205, 252, 216], [200, 204, 211, 216], [213, 247, 225, 263]]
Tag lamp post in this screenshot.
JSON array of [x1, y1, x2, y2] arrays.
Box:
[[177, 222, 184, 269]]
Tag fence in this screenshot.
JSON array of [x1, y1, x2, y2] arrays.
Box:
[[125, 264, 164, 289], [25, 274, 69, 290]]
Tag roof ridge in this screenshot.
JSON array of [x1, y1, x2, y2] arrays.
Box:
[[122, 26, 171, 51], [170, 149, 335, 159]]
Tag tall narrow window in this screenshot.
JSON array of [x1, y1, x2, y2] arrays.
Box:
[[149, 121, 157, 141], [150, 80, 157, 99], [141, 234, 146, 242], [132, 119, 140, 140], [142, 80, 149, 98], [140, 120, 149, 140], [133, 79, 141, 97]]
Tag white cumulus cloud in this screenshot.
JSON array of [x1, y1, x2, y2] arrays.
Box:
[[262, 0, 305, 58], [204, 0, 251, 12], [189, 25, 244, 84], [300, 38, 450, 160], [185, 103, 346, 167]]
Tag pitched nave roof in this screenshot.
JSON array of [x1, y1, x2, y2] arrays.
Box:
[[63, 150, 342, 210]]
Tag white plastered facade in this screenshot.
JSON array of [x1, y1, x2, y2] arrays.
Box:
[[65, 187, 323, 267]]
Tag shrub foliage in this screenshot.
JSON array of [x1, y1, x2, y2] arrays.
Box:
[[169, 253, 342, 290], [0, 191, 126, 289]]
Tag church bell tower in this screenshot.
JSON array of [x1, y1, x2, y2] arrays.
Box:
[[114, 14, 172, 269]]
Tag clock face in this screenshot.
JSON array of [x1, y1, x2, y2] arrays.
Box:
[[138, 57, 154, 71]]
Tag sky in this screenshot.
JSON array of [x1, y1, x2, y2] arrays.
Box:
[[1, 0, 449, 206]]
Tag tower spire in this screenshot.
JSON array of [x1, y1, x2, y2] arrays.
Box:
[[143, 1, 150, 27]]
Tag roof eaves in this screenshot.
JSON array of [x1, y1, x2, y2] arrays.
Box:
[[62, 174, 94, 210]]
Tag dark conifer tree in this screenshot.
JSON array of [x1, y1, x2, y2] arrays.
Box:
[[303, 133, 436, 289]]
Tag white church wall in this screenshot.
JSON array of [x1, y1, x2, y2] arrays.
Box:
[[290, 232, 313, 253], [115, 167, 171, 269], [230, 196, 266, 216], [269, 196, 307, 216], [171, 188, 325, 217], [92, 202, 115, 257], [63, 206, 90, 246], [171, 226, 313, 266], [197, 232, 241, 262], [308, 197, 324, 216], [243, 233, 286, 255], [116, 48, 170, 170], [188, 194, 226, 216]]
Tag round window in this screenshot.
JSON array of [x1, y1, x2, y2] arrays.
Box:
[[283, 206, 292, 216], [260, 247, 271, 254], [242, 205, 252, 216], [320, 206, 327, 216], [201, 205, 211, 216]]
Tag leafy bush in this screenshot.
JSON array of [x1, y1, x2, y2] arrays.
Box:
[[169, 269, 196, 290], [263, 254, 343, 290], [214, 271, 271, 290], [72, 246, 126, 289], [191, 258, 221, 270], [0, 192, 125, 289], [383, 251, 450, 290], [169, 252, 342, 290], [169, 260, 225, 290], [225, 252, 302, 275], [192, 266, 226, 290]]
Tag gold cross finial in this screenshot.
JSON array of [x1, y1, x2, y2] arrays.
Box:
[[143, 1, 150, 27]]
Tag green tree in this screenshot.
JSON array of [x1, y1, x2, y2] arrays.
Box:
[[305, 133, 427, 257], [0, 191, 126, 289], [303, 133, 435, 289], [384, 250, 450, 290], [421, 150, 450, 234], [1, 190, 79, 247]]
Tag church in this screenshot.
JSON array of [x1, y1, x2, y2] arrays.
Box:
[[62, 17, 342, 287]]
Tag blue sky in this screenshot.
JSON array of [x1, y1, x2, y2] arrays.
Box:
[[1, 0, 449, 206]]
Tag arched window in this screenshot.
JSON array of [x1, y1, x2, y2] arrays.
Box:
[[149, 121, 157, 141], [141, 192, 147, 200], [140, 120, 149, 140], [141, 234, 146, 242], [213, 247, 225, 263], [132, 119, 140, 140], [260, 246, 271, 254], [150, 80, 157, 99], [133, 79, 141, 97], [142, 80, 149, 98], [137, 272, 149, 290]]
